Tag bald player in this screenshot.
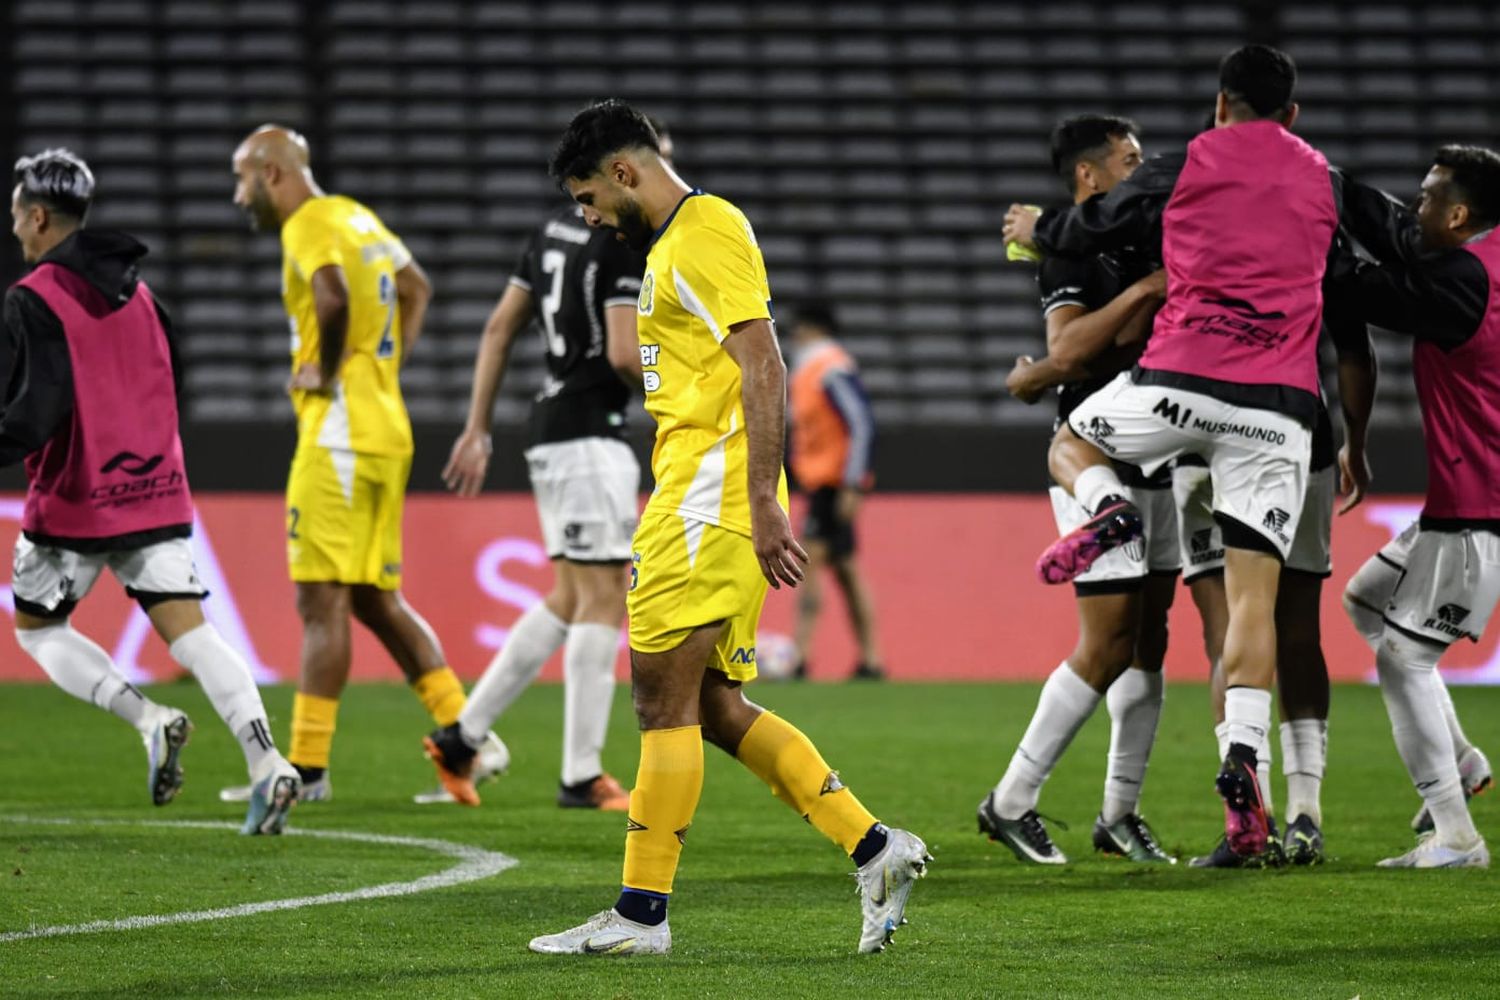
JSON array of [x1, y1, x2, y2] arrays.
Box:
[[224, 125, 500, 802]]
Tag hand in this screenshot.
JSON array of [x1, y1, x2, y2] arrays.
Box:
[[1337, 442, 1371, 515], [751, 499, 809, 590], [1137, 268, 1168, 299], [1003, 203, 1041, 250], [442, 429, 493, 498], [837, 486, 862, 522], [288, 363, 333, 395], [1006, 355, 1047, 404]]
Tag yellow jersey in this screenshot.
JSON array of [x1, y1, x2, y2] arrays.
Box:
[[280, 194, 413, 456], [637, 192, 789, 536]]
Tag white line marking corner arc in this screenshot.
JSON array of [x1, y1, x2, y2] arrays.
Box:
[[0, 816, 517, 943]]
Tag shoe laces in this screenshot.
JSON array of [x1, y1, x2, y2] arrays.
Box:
[[1120, 814, 1162, 854], [1019, 810, 1067, 852]]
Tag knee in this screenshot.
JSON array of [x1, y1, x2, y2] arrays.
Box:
[[1073, 629, 1135, 690], [350, 587, 396, 628], [1375, 628, 1444, 679], [699, 688, 758, 754], [296, 585, 347, 625]]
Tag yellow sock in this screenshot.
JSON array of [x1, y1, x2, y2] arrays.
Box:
[[736, 711, 878, 855], [289, 692, 339, 770], [413, 666, 466, 727], [621, 725, 704, 895]]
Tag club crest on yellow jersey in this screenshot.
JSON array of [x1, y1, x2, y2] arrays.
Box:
[[638, 271, 655, 316]]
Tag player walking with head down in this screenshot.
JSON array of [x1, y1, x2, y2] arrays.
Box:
[[528, 101, 929, 957], [229, 125, 496, 801], [6, 149, 300, 834], [422, 125, 675, 811]]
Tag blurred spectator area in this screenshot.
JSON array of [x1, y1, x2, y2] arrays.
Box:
[[8, 1, 1495, 445]]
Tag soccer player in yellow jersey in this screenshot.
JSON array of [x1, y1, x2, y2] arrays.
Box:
[[227, 125, 491, 801], [528, 101, 930, 957]]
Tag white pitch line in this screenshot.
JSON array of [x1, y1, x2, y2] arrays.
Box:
[[0, 816, 517, 943]]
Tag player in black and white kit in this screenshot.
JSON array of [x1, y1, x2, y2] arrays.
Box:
[[979, 116, 1178, 864], [423, 128, 676, 811]]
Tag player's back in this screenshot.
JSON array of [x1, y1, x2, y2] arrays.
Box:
[[280, 194, 412, 456], [637, 192, 788, 534], [511, 205, 640, 444]]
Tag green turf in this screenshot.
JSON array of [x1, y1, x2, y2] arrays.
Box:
[[2, 680, 1497, 999]]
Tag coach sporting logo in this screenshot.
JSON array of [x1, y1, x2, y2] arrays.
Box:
[[100, 451, 164, 476], [1190, 529, 1213, 555], [1184, 296, 1290, 351]]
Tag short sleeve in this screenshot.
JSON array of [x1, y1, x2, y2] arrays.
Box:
[[598, 236, 646, 308], [1037, 256, 1093, 316], [282, 205, 345, 280], [386, 232, 413, 271], [508, 231, 539, 292], [670, 213, 771, 343]]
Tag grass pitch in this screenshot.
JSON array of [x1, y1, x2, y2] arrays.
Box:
[[2, 680, 1497, 999]]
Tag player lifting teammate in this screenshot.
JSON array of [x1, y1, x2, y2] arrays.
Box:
[[988, 115, 1178, 864], [228, 126, 495, 801], [528, 101, 928, 957], [422, 126, 679, 810], [5, 149, 299, 834]]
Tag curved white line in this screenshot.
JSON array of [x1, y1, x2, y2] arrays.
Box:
[[0, 816, 517, 943]]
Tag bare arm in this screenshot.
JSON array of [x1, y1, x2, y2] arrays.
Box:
[[394, 258, 433, 364], [441, 282, 535, 497], [721, 318, 808, 589], [605, 303, 642, 387], [1331, 313, 1377, 515], [292, 265, 350, 393]]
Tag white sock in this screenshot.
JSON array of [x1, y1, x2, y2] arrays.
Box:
[[993, 663, 1102, 818], [1101, 668, 1164, 823], [16, 624, 154, 730], [1376, 631, 1479, 846], [458, 604, 568, 747], [168, 623, 277, 773], [561, 623, 620, 786], [1257, 737, 1275, 820], [1431, 671, 1475, 758], [1281, 718, 1327, 826], [1073, 465, 1126, 516], [1215, 720, 1231, 760], [1223, 686, 1272, 758]]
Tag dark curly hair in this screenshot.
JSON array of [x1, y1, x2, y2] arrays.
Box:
[[548, 99, 661, 184], [14, 148, 94, 221], [1433, 145, 1500, 229]]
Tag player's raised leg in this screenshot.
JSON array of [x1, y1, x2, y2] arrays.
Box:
[[1039, 424, 1144, 584], [144, 587, 300, 835]]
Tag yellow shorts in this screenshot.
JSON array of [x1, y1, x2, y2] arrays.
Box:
[[286, 445, 409, 589], [627, 514, 768, 682]]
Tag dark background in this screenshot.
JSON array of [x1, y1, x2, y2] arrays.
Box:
[[5, 1, 1482, 492]]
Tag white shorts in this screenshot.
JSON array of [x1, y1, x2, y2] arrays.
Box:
[[1049, 482, 1180, 592], [11, 536, 207, 618], [1173, 462, 1335, 581], [1349, 521, 1500, 646], [1068, 372, 1312, 560], [525, 437, 640, 563]]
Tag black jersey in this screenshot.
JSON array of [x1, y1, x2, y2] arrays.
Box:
[[509, 205, 645, 445], [1036, 247, 1154, 427]]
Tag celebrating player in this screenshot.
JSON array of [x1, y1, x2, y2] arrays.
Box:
[[5, 149, 300, 834], [227, 125, 494, 801], [1334, 147, 1500, 868], [528, 101, 928, 957], [422, 125, 676, 811], [786, 303, 886, 681], [986, 115, 1177, 865], [1003, 46, 1369, 862]]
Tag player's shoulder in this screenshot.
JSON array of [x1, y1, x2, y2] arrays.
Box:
[[673, 193, 760, 253]]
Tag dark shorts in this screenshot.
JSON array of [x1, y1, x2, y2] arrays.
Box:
[[804, 487, 856, 559]]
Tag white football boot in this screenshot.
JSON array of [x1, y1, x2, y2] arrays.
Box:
[[1412, 745, 1492, 834], [528, 909, 671, 956], [1378, 833, 1489, 869], [854, 827, 932, 953], [240, 755, 302, 836], [140, 705, 193, 806]]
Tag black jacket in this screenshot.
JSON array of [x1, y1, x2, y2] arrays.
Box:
[[0, 230, 180, 467]]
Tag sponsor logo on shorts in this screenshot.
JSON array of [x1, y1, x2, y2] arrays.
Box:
[[1189, 417, 1287, 446], [1424, 603, 1472, 639], [1153, 397, 1194, 429], [382, 562, 401, 577], [1189, 528, 1224, 565], [729, 646, 757, 665], [1083, 416, 1118, 454], [1261, 507, 1292, 544], [563, 523, 592, 552]]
